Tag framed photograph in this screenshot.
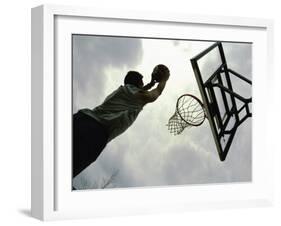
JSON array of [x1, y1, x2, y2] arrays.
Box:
[[31, 4, 274, 221]]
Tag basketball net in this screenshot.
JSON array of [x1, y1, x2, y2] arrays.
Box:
[[167, 94, 206, 135]]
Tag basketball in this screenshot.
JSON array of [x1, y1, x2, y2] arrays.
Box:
[[152, 64, 170, 82]]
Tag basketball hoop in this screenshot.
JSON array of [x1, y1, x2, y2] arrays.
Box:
[[167, 94, 206, 135]]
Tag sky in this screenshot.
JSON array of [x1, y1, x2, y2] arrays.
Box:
[[72, 35, 252, 190]]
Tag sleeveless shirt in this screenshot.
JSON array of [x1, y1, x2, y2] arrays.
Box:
[[81, 84, 145, 142]]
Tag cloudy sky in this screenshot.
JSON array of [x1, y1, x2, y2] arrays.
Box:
[[72, 35, 252, 190]]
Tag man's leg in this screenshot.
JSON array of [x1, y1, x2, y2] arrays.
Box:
[[72, 111, 108, 178]]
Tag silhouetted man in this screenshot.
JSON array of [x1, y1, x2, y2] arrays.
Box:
[[73, 64, 170, 178]]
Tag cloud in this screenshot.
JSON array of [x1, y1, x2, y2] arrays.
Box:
[[223, 42, 252, 76], [173, 40, 180, 46], [72, 35, 143, 113]]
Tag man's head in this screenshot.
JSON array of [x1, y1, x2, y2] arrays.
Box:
[[124, 71, 144, 88], [152, 64, 170, 82]]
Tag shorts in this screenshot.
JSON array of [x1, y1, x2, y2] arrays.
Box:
[[72, 111, 109, 178]]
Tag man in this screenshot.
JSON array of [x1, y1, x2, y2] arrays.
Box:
[[73, 64, 170, 178]]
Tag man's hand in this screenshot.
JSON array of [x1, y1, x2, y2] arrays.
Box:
[[159, 70, 170, 82], [136, 64, 170, 104], [152, 65, 170, 82]]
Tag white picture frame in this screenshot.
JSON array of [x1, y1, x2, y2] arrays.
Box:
[[31, 4, 274, 221]]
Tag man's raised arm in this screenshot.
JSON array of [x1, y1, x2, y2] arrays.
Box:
[[134, 69, 170, 104]]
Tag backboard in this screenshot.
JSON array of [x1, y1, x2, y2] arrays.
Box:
[[190, 42, 252, 161]]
